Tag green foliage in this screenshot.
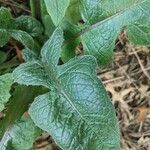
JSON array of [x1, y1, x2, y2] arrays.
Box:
[[0, 51, 7, 64], [44, 0, 70, 26], [0, 117, 41, 150], [0, 0, 150, 149], [0, 7, 43, 49], [65, 0, 81, 24], [15, 16, 43, 37], [0, 85, 47, 138], [43, 0, 150, 66], [40, 1, 55, 37], [13, 28, 120, 150], [79, 0, 150, 66], [0, 73, 13, 112]]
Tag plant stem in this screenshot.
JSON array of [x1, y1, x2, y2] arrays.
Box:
[[30, 0, 41, 21]]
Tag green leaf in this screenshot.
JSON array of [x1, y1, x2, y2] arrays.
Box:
[[0, 73, 13, 112], [65, 0, 81, 24], [61, 21, 81, 62], [40, 0, 55, 37], [63, 0, 150, 67], [44, 0, 70, 26], [0, 117, 41, 150], [41, 27, 64, 69], [15, 16, 43, 37], [80, 0, 103, 24], [0, 85, 48, 139], [0, 7, 14, 47], [0, 7, 15, 29], [13, 61, 51, 88], [13, 28, 120, 149], [22, 48, 38, 62], [9, 30, 34, 49], [0, 7, 36, 49], [0, 29, 10, 47]]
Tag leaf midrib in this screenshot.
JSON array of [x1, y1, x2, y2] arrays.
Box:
[[62, 0, 147, 48]]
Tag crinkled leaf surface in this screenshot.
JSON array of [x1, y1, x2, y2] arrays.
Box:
[[13, 28, 120, 150], [0, 117, 41, 150], [63, 0, 150, 66], [22, 48, 39, 62], [44, 0, 70, 26], [0, 73, 13, 112]]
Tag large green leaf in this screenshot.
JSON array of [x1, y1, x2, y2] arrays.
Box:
[[0, 73, 13, 112], [44, 0, 70, 26], [0, 117, 41, 150], [63, 0, 150, 66], [13, 28, 120, 149]]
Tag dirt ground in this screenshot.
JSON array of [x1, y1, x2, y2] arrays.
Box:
[[0, 1, 150, 150]]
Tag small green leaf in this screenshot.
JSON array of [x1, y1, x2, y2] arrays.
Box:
[[13, 61, 51, 88], [65, 0, 81, 24], [9, 30, 34, 49], [0, 117, 41, 150], [0, 7, 15, 29], [0, 7, 37, 49], [0, 29, 10, 47], [40, 0, 55, 37], [15, 16, 43, 37], [13, 28, 120, 149], [0, 7, 15, 47], [0, 73, 13, 112], [41, 28, 64, 69], [44, 0, 70, 26]]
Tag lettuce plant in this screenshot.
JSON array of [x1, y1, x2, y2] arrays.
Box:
[[0, 0, 149, 149]]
